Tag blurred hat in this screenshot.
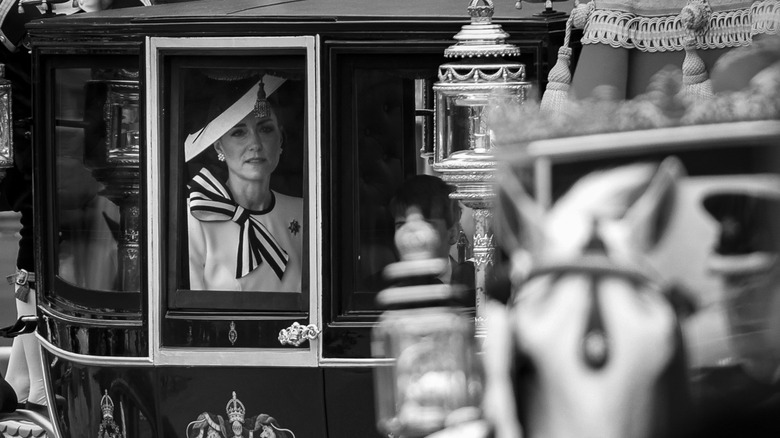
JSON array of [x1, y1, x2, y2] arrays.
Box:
[[184, 73, 285, 161]]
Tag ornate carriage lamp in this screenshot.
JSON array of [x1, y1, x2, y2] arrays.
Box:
[[85, 76, 142, 292], [373, 212, 483, 438], [431, 0, 531, 332], [0, 64, 13, 173]]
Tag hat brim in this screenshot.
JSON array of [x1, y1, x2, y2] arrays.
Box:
[[184, 74, 286, 162]]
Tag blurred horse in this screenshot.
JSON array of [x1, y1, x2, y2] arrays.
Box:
[[482, 156, 693, 438]]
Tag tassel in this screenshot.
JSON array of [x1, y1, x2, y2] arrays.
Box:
[[681, 37, 713, 102], [540, 2, 593, 114], [540, 11, 575, 114], [540, 46, 573, 114], [570, 0, 594, 29], [679, 0, 713, 102], [253, 77, 271, 119]]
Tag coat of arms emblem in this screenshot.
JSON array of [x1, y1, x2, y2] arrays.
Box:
[[98, 390, 125, 438], [186, 391, 295, 438]]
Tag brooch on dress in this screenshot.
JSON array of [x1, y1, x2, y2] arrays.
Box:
[[289, 219, 300, 235]]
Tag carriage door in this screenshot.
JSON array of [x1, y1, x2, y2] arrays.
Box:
[[35, 50, 154, 438], [147, 36, 321, 366]]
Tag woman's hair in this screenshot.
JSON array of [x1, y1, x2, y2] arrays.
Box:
[[389, 174, 461, 228]]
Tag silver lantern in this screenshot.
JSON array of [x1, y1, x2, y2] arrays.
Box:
[[432, 0, 530, 332], [87, 77, 142, 292]]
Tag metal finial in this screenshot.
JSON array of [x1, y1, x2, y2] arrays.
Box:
[[444, 0, 521, 59], [467, 0, 494, 23], [253, 78, 271, 119]]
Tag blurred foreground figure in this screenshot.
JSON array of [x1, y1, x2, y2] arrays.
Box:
[[429, 36, 780, 438], [427, 156, 694, 438], [483, 157, 692, 438], [691, 186, 780, 437]]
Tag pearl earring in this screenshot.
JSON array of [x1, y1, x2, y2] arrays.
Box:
[[217, 152, 225, 162]]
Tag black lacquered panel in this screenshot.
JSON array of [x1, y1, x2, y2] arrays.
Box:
[[39, 307, 147, 357], [162, 314, 308, 348]]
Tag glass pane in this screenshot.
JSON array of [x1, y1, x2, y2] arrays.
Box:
[[54, 68, 141, 292], [170, 54, 308, 310], [354, 69, 410, 289], [348, 63, 475, 303], [326, 51, 475, 359], [0, 71, 11, 166]]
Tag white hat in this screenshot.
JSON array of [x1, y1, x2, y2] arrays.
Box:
[[184, 74, 286, 161]]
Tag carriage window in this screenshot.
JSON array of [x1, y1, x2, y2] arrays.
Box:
[[49, 61, 142, 309], [164, 55, 308, 314], [147, 37, 319, 355], [351, 84, 473, 296], [324, 49, 476, 358]]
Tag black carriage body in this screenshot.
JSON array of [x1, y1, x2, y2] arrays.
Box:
[[26, 1, 569, 437]]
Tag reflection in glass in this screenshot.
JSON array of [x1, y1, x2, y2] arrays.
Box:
[[355, 70, 408, 287], [415, 79, 434, 163], [0, 64, 12, 168], [437, 92, 500, 158], [104, 81, 141, 162], [352, 71, 476, 298], [55, 68, 141, 292]]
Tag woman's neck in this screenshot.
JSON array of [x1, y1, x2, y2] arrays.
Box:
[[228, 176, 272, 211]]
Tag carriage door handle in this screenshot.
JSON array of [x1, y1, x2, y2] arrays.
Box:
[[278, 322, 321, 346]]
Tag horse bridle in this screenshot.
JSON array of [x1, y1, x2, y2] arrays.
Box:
[[512, 252, 668, 370]]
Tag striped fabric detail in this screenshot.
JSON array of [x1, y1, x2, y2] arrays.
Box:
[[189, 168, 289, 279]]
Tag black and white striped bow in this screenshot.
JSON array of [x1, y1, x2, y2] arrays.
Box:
[[188, 168, 289, 280]]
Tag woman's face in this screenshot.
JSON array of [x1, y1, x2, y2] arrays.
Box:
[[215, 109, 283, 183]]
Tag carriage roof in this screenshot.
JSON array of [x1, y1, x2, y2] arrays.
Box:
[[26, 0, 566, 30]]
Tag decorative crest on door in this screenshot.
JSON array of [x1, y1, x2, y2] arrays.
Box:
[[98, 390, 125, 438], [185, 391, 296, 438]]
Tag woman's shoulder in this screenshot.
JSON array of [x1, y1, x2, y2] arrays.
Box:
[[273, 191, 304, 209]]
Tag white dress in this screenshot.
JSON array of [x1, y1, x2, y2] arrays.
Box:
[[187, 169, 303, 292]]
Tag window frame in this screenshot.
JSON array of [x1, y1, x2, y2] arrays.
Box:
[[321, 40, 546, 362], [40, 54, 144, 314], [322, 42, 452, 362], [146, 36, 321, 367]]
